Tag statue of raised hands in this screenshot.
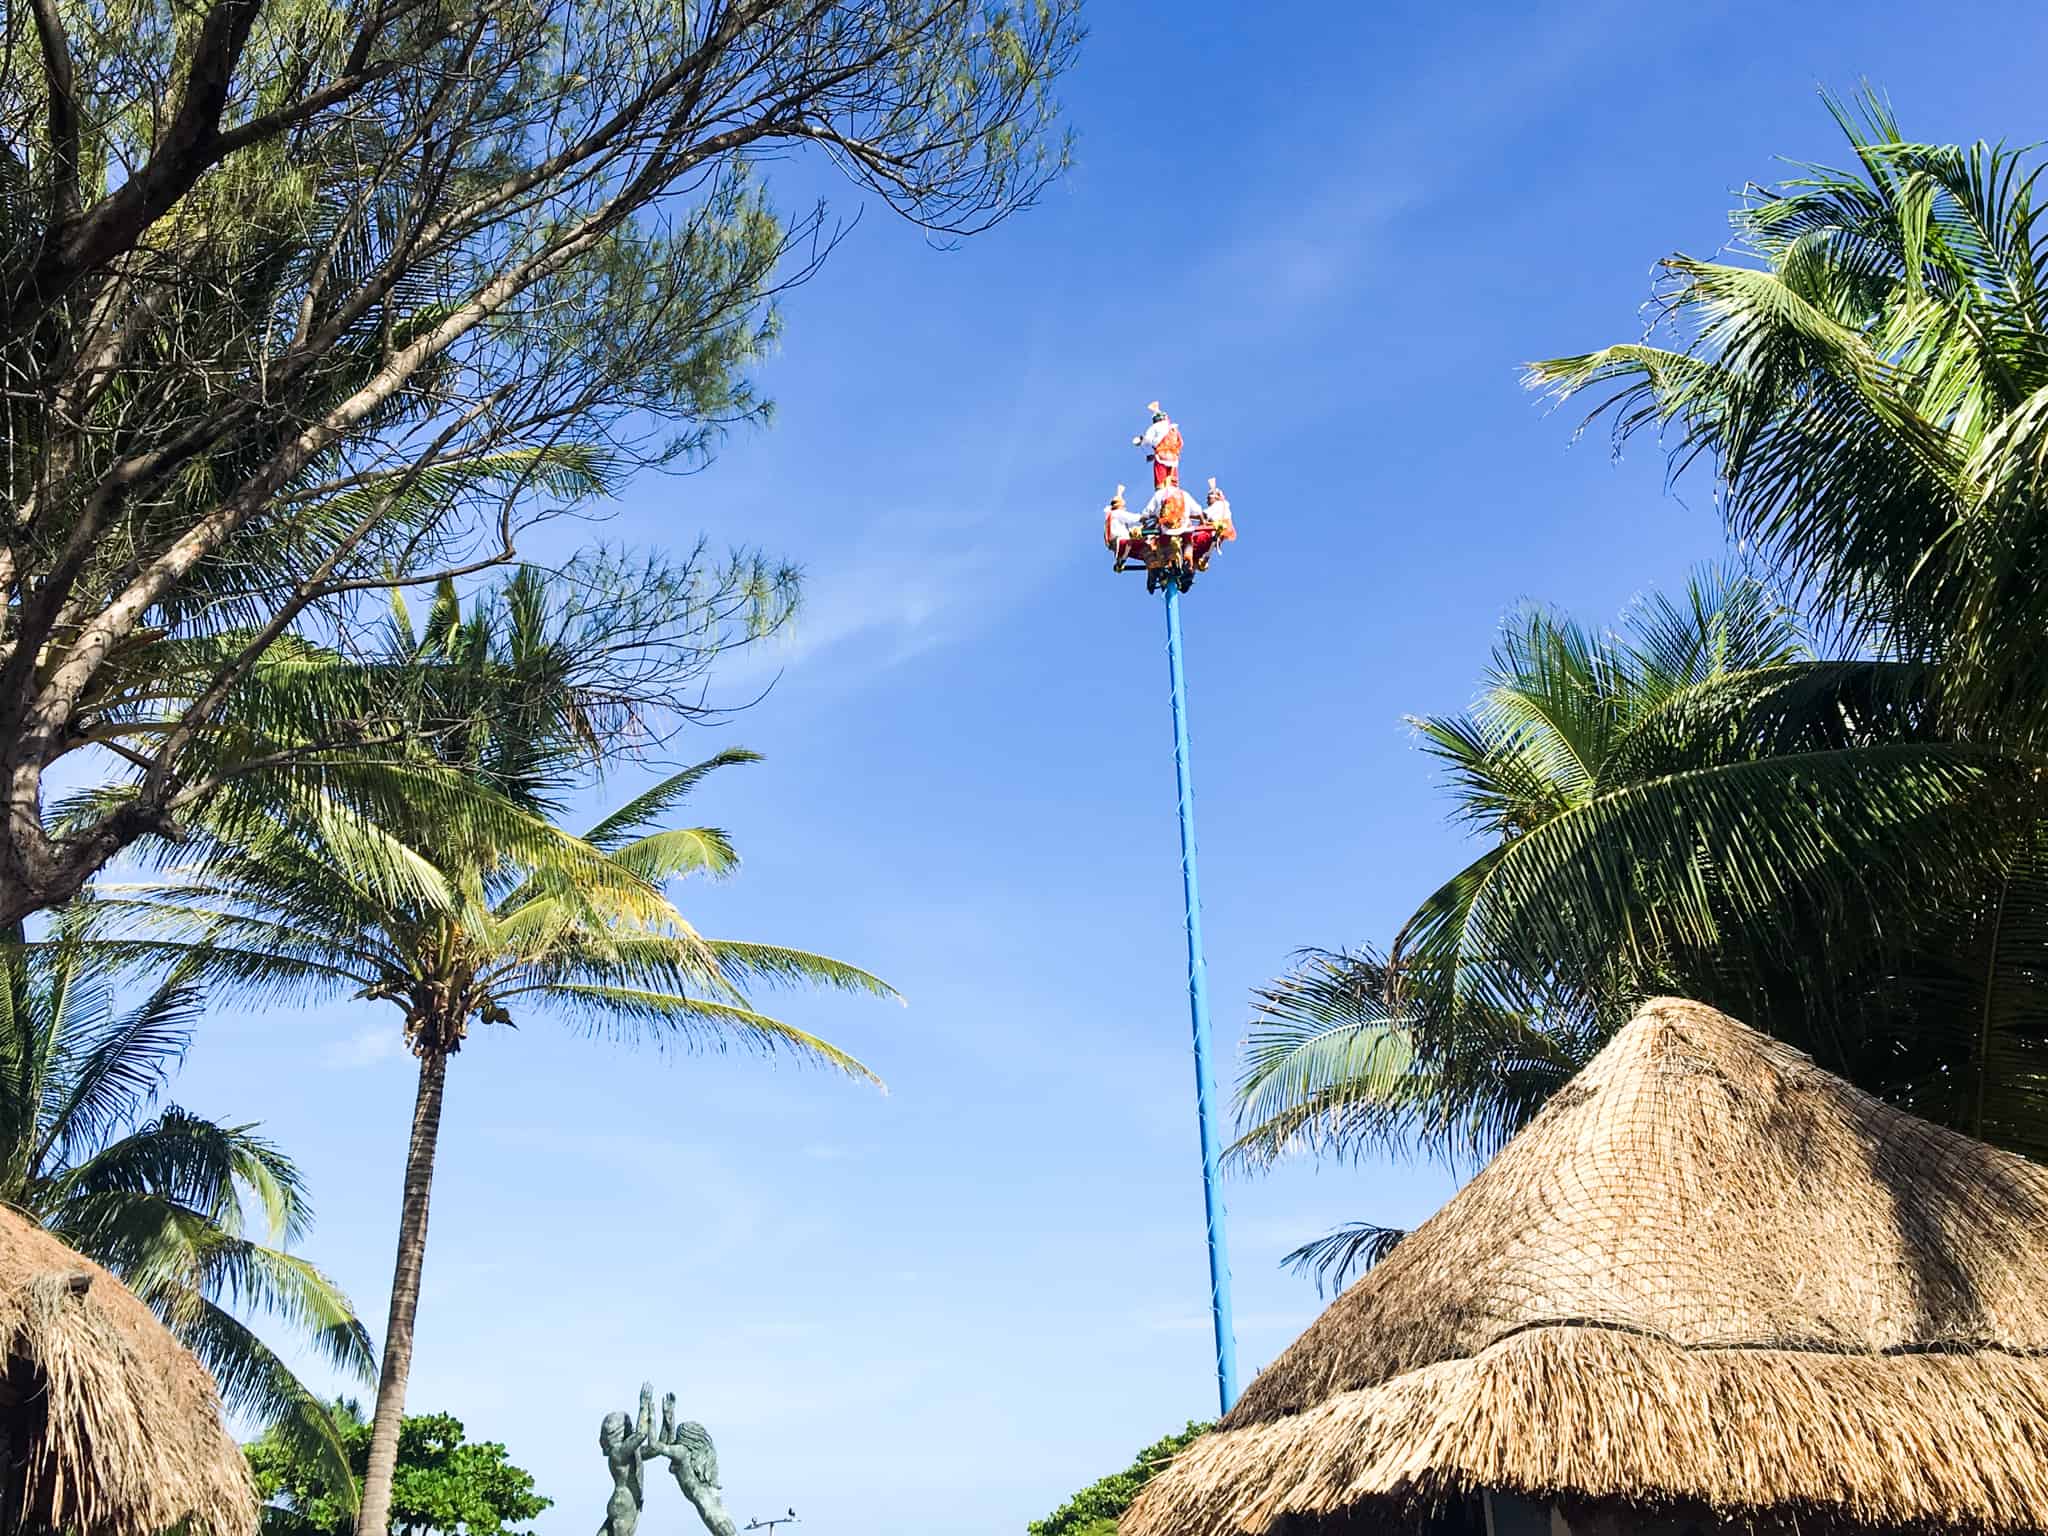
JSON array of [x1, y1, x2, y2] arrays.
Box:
[[597, 1383, 739, 1536], [596, 1385, 657, 1536], [651, 1391, 739, 1536]]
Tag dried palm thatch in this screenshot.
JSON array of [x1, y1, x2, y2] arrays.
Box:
[[1124, 998, 2048, 1536], [0, 1200, 255, 1536]]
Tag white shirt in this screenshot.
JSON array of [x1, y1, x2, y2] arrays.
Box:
[[1138, 418, 1181, 458], [1143, 485, 1199, 527], [1104, 499, 1140, 537]]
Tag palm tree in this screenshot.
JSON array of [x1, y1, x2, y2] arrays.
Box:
[[104, 758, 892, 1536], [1529, 91, 2048, 734], [1239, 98, 2048, 1293], [1398, 569, 2042, 1122], [1234, 571, 2048, 1288], [1519, 93, 2048, 1142], [0, 909, 373, 1482], [92, 571, 893, 1536]]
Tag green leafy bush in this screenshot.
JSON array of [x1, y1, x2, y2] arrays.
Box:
[[247, 1400, 549, 1536], [1028, 1423, 1211, 1536]]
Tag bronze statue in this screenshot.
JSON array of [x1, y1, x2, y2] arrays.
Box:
[[596, 1386, 657, 1536], [597, 1383, 737, 1536], [652, 1392, 738, 1536]]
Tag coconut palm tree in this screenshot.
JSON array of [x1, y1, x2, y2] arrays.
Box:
[[1242, 98, 2048, 1293], [99, 758, 893, 1536], [1530, 90, 2048, 736], [1518, 93, 2048, 1140], [1389, 568, 2038, 1110], [89, 571, 893, 1536], [0, 909, 373, 1480], [1236, 571, 2048, 1288]]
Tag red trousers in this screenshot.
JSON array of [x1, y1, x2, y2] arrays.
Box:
[[1151, 458, 1179, 489]]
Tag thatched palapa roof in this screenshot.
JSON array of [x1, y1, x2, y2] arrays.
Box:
[[1124, 998, 2048, 1536], [0, 1200, 256, 1536]]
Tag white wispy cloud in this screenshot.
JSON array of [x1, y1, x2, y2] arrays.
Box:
[[322, 1021, 402, 1068], [1187, 0, 1632, 334]]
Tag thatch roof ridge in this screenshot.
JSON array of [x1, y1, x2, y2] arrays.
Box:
[[1124, 997, 2048, 1536], [0, 1200, 256, 1536]]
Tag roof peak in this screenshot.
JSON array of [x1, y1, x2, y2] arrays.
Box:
[[1230, 997, 2048, 1427]]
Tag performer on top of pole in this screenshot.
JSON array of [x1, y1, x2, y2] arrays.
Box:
[[1100, 397, 1244, 1413], [1133, 401, 1184, 488], [1101, 416, 1239, 591], [1190, 478, 1235, 571], [1140, 480, 1204, 590]]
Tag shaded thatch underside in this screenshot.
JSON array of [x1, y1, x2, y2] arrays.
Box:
[[1125, 999, 2048, 1536], [0, 1202, 255, 1536]]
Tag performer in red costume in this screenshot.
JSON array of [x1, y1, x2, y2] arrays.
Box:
[[1204, 478, 1235, 541], [1188, 477, 1235, 570], [1141, 480, 1202, 576], [1132, 401, 1184, 489], [1103, 483, 1144, 571], [1143, 480, 1199, 535]]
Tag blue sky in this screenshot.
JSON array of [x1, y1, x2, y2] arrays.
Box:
[[159, 3, 2048, 1532]]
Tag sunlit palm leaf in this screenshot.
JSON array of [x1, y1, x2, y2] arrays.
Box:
[[544, 984, 882, 1082], [582, 749, 763, 851]]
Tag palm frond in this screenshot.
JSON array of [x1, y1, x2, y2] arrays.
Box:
[[1281, 1222, 1407, 1298], [168, 1294, 368, 1501], [706, 942, 901, 1000], [582, 750, 762, 851], [607, 826, 741, 885], [542, 984, 882, 1083], [36, 978, 201, 1178]]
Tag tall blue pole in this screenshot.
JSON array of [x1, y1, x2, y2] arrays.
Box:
[[1163, 578, 1240, 1416]]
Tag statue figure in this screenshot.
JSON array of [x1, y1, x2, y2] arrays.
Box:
[[596, 1383, 739, 1536], [652, 1391, 739, 1536], [596, 1386, 657, 1536]]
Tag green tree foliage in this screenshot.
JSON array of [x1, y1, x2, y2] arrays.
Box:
[[1532, 88, 2048, 736], [0, 907, 371, 1487], [94, 570, 896, 1536], [1525, 91, 2048, 1139], [56, 546, 804, 912], [1236, 566, 2048, 1285], [248, 1401, 549, 1536], [0, 0, 1082, 922], [1027, 1424, 1210, 1536], [1237, 99, 2048, 1272]]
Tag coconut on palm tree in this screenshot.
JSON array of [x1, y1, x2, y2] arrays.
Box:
[[0, 908, 373, 1482], [92, 571, 893, 1536]]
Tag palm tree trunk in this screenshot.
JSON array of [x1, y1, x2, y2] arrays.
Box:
[[354, 1048, 449, 1536]]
